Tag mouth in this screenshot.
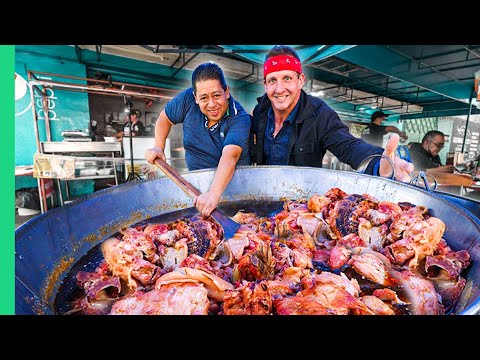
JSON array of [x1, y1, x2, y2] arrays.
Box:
[[208, 109, 220, 117]]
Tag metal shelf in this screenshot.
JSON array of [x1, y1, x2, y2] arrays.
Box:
[[42, 141, 121, 153], [38, 141, 124, 211], [69, 175, 116, 180]]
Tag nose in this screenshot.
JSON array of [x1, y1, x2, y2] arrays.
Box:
[[275, 79, 286, 92]]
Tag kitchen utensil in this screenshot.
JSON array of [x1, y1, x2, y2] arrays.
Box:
[[154, 158, 240, 240]]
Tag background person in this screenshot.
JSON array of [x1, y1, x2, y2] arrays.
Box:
[[250, 45, 414, 182], [145, 62, 251, 216], [116, 109, 145, 139], [361, 110, 408, 147], [128, 109, 145, 137], [408, 130, 453, 173]]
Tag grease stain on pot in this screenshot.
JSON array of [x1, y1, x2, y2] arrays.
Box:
[[43, 256, 74, 305], [80, 203, 192, 246], [24, 296, 46, 315]]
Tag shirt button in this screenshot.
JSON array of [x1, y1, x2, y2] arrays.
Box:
[[299, 148, 303, 152]]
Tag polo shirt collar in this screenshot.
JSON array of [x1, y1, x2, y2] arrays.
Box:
[[204, 97, 234, 131]]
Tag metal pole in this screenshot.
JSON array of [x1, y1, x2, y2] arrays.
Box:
[[42, 89, 52, 142], [124, 100, 141, 182], [461, 88, 475, 154], [29, 79, 175, 100], [28, 83, 47, 214], [129, 113, 135, 177]]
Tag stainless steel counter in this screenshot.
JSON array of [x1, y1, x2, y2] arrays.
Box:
[[41, 141, 122, 153]]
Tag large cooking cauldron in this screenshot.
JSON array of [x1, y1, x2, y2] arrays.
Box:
[[15, 166, 480, 315]]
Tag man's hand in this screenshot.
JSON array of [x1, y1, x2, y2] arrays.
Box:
[[194, 191, 221, 217], [380, 134, 414, 182], [145, 146, 165, 164]]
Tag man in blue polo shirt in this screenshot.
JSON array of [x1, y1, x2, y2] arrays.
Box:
[[145, 62, 251, 216]]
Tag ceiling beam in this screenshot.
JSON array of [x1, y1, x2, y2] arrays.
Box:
[[334, 45, 475, 104], [303, 45, 357, 63], [140, 45, 271, 54], [400, 100, 480, 119]]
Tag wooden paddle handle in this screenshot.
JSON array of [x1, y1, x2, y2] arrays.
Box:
[[154, 158, 201, 198], [154, 158, 241, 239]]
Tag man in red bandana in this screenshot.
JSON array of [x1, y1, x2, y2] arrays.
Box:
[[250, 45, 414, 182]]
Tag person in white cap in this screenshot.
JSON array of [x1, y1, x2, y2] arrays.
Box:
[[128, 109, 145, 137]]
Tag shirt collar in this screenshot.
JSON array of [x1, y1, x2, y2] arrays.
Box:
[[204, 100, 231, 131], [267, 100, 300, 124]]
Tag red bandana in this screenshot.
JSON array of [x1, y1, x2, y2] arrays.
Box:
[[263, 55, 302, 78]]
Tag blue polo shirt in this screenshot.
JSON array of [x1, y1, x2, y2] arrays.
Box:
[[165, 88, 251, 170], [264, 102, 299, 165]]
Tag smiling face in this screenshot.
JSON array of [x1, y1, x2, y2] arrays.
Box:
[[264, 70, 305, 114], [194, 79, 230, 123]]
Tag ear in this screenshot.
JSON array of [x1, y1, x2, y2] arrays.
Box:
[[298, 73, 306, 88], [225, 86, 230, 99], [192, 89, 199, 105]]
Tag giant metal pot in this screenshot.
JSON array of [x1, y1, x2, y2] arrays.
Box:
[[15, 166, 480, 315]]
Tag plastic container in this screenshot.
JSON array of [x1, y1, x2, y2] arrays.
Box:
[[17, 207, 40, 216], [79, 168, 98, 176], [96, 168, 113, 176]]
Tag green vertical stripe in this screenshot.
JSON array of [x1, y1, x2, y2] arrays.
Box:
[[0, 45, 15, 315]]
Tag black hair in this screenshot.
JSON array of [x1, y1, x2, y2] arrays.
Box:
[[130, 109, 141, 118], [191, 62, 227, 93], [265, 45, 301, 62], [422, 130, 445, 143]]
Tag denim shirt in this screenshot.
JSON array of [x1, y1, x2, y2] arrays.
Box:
[[252, 91, 383, 173], [264, 102, 299, 165]]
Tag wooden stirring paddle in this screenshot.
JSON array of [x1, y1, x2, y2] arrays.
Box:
[[154, 158, 240, 240]]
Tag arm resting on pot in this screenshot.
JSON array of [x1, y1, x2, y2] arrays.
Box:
[[195, 144, 242, 217], [426, 165, 455, 174], [423, 172, 473, 187]]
